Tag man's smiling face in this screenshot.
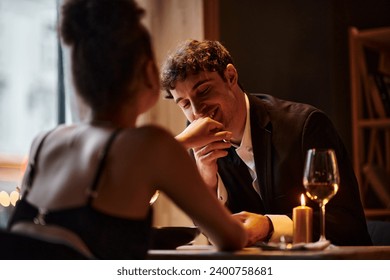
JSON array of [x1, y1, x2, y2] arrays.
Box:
[[171, 70, 243, 135]]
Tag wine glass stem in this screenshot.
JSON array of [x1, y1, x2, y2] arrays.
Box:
[[319, 203, 326, 241]]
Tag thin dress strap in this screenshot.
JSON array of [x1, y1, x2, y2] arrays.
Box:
[[23, 128, 56, 196], [87, 129, 122, 204]]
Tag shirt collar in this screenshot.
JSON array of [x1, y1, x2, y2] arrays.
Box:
[[234, 94, 252, 151]]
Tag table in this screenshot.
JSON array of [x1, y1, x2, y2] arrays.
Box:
[[148, 244, 390, 260]]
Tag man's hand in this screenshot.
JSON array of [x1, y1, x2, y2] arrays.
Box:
[[192, 140, 231, 190], [175, 117, 232, 149], [233, 211, 272, 246], [175, 117, 232, 191]]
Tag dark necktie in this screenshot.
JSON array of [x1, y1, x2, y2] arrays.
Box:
[[217, 146, 265, 214]]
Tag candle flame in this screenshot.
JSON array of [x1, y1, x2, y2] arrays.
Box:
[[300, 194, 306, 206]]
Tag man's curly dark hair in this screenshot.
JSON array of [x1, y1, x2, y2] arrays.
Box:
[[160, 40, 234, 98]]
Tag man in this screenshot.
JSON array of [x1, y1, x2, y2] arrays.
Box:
[[161, 40, 372, 246]]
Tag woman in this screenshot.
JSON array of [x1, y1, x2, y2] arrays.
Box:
[[7, 0, 247, 259]]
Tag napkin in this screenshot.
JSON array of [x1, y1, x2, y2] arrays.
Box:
[[255, 240, 331, 251]]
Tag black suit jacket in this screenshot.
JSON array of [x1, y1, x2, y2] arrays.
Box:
[[218, 93, 372, 246]]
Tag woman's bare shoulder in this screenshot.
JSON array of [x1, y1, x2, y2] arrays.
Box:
[[117, 125, 176, 147], [134, 124, 174, 138], [27, 124, 69, 157], [113, 125, 186, 170]]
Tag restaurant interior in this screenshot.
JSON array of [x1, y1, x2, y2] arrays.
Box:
[[0, 0, 390, 259]]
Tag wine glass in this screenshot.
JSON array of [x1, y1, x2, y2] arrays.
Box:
[[303, 148, 340, 242]]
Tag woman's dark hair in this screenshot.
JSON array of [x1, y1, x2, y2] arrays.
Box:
[[60, 0, 153, 113], [160, 40, 234, 98]]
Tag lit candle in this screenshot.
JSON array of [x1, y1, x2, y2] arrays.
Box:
[[293, 194, 313, 243]]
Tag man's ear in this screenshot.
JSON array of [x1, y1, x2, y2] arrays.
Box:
[[224, 63, 238, 86]]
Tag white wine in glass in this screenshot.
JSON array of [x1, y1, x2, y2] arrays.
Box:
[[303, 148, 339, 242]]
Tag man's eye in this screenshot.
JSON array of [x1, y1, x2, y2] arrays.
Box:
[[200, 87, 209, 95], [180, 101, 190, 109]]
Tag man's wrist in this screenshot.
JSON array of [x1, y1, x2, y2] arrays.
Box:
[[175, 133, 189, 149], [265, 216, 274, 241], [264, 215, 293, 243]]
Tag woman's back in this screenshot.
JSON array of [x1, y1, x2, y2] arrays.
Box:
[[8, 124, 170, 259], [24, 124, 157, 215]]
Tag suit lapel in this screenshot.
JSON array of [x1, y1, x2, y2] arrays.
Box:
[[248, 94, 273, 212]]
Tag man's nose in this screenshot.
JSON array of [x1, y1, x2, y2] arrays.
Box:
[[192, 102, 207, 119]]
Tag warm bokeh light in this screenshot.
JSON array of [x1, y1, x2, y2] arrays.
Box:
[[9, 190, 20, 206], [0, 190, 10, 207], [0, 188, 20, 207]]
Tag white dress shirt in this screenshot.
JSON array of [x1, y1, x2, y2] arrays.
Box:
[[216, 94, 292, 242]]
